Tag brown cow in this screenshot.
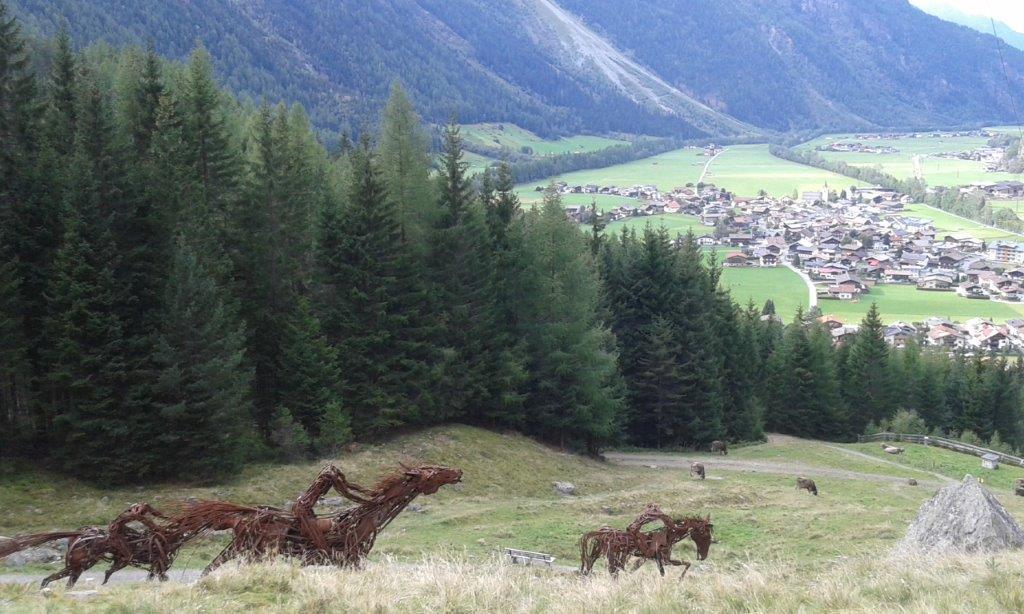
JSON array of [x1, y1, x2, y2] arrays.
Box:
[[710, 441, 727, 455], [796, 477, 818, 496], [1015, 478, 1024, 497], [689, 462, 705, 480]]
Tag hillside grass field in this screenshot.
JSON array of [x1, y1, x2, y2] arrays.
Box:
[[798, 132, 1023, 187], [5, 427, 1024, 610], [898, 203, 1022, 241], [705, 144, 868, 197], [518, 147, 707, 193], [462, 123, 628, 157], [597, 213, 709, 238], [718, 266, 809, 318], [817, 284, 1024, 324]]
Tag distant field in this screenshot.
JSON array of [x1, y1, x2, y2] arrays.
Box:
[[899, 203, 1022, 241], [462, 123, 628, 157], [718, 265, 809, 318], [514, 190, 631, 213], [817, 284, 1024, 324], [706, 144, 867, 197], [598, 213, 709, 238], [798, 133, 1023, 187], [519, 148, 707, 192], [463, 150, 496, 176]]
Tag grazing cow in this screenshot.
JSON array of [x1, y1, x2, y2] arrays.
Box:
[[796, 477, 818, 496], [907, 479, 918, 486], [710, 441, 727, 456], [882, 445, 905, 455], [1015, 478, 1024, 497], [689, 462, 705, 480]]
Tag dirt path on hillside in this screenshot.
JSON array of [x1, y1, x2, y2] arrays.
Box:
[[606, 452, 941, 486], [821, 444, 954, 484], [0, 568, 203, 587]]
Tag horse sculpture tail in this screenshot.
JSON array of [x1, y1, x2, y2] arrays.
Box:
[[0, 531, 82, 559]]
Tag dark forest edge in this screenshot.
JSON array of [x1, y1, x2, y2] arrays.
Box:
[[2, 4, 1023, 485]]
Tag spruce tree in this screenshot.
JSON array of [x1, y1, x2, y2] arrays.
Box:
[[843, 303, 894, 433], [319, 139, 423, 434], [152, 239, 253, 479], [517, 195, 623, 452], [427, 121, 490, 421]]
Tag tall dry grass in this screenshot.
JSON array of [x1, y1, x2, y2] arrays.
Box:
[[6, 551, 1024, 612]]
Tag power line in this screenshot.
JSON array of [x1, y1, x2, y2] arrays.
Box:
[[991, 18, 1024, 146]]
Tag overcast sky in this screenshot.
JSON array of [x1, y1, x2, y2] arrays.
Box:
[[912, 0, 1024, 33]]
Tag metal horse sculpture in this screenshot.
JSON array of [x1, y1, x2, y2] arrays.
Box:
[[189, 464, 462, 573], [0, 503, 190, 588], [579, 504, 714, 578]]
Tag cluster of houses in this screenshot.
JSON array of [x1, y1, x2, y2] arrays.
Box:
[[816, 315, 1024, 352], [706, 186, 1024, 304], [958, 181, 1024, 199], [816, 142, 899, 155]]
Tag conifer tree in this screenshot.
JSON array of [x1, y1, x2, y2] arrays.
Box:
[[427, 121, 490, 421], [152, 239, 253, 479], [319, 138, 424, 434], [379, 81, 435, 250], [843, 303, 894, 432], [517, 195, 622, 452]]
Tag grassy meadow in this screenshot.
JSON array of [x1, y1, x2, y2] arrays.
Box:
[[817, 284, 1024, 324], [462, 123, 628, 157], [705, 144, 867, 197], [898, 203, 1022, 241], [5, 428, 1024, 610], [798, 132, 1023, 188], [718, 266, 809, 318], [518, 147, 708, 193], [597, 213, 710, 239]]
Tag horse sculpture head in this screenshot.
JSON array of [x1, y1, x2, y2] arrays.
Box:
[[375, 465, 463, 499], [407, 465, 462, 494], [677, 515, 715, 560]]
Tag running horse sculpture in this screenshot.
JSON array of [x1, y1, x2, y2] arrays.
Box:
[[188, 463, 463, 573], [579, 504, 714, 578], [0, 503, 195, 588]]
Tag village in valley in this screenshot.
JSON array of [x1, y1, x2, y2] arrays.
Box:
[[552, 159, 1024, 354]]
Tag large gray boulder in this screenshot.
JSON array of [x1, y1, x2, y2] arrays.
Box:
[[1, 545, 63, 567], [895, 475, 1024, 555]]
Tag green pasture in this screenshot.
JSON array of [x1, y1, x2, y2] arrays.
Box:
[[799, 132, 1022, 187], [817, 284, 1024, 324], [718, 265, 809, 318], [899, 203, 1022, 240], [462, 123, 628, 157], [518, 147, 707, 192], [706, 144, 867, 197]]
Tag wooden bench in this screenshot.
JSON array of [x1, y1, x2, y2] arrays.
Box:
[[505, 548, 556, 567]]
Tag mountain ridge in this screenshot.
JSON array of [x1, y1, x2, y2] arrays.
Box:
[[8, 0, 1024, 138]]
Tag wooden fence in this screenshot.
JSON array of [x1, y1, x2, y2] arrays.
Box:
[[857, 432, 1024, 467]]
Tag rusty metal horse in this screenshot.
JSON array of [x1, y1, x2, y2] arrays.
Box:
[[580, 504, 714, 578], [187, 464, 462, 573], [0, 503, 191, 588]]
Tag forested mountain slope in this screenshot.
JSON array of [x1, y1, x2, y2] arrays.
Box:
[[559, 0, 1024, 132], [9, 0, 1024, 139]]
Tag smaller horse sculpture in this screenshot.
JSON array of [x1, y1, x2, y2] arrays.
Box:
[[580, 504, 714, 578], [796, 477, 818, 496], [689, 462, 706, 480], [0, 503, 183, 588], [710, 441, 728, 455]]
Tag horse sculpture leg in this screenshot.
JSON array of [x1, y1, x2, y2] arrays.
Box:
[[39, 567, 72, 589], [103, 560, 128, 585], [655, 552, 666, 577]]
